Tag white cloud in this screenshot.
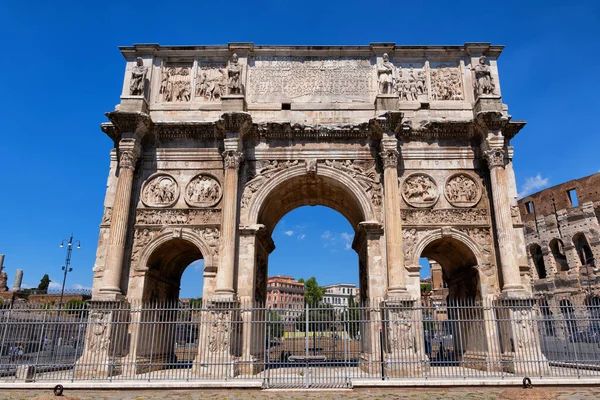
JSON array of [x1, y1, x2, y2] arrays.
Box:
[[284, 230, 294, 236], [518, 173, 550, 198], [340, 232, 353, 242], [297, 234, 306, 240], [321, 231, 332, 239], [345, 242, 352, 250], [48, 281, 61, 290], [72, 283, 92, 291]]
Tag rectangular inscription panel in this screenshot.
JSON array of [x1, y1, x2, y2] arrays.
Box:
[[247, 56, 375, 104]]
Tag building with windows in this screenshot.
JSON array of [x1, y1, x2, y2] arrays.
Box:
[[518, 172, 600, 336], [322, 283, 358, 310], [265, 276, 304, 322]]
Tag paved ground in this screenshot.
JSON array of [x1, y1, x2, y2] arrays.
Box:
[[2, 387, 600, 400]]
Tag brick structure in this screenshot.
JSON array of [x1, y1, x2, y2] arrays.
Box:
[[266, 276, 304, 322], [518, 172, 600, 336]]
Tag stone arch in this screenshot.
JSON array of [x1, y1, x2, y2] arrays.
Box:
[[131, 228, 216, 302], [410, 228, 485, 268], [242, 164, 377, 229]]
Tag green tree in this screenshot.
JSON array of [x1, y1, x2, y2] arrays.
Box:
[[188, 297, 203, 308], [301, 276, 326, 305], [38, 274, 51, 293], [295, 304, 336, 333], [420, 283, 432, 294]]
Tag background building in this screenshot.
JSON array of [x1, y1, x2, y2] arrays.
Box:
[[518, 172, 600, 336], [266, 276, 304, 322], [322, 283, 357, 310]]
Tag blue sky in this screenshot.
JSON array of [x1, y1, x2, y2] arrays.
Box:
[[1, 1, 599, 298]]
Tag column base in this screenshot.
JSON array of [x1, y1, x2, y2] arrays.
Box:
[[375, 94, 399, 111], [462, 350, 501, 372], [236, 355, 265, 376], [221, 95, 246, 111], [358, 352, 384, 375], [191, 354, 240, 378]]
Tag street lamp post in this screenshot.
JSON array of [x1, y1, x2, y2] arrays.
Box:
[[50, 235, 80, 358]]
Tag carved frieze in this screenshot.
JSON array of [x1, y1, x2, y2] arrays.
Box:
[[141, 174, 179, 208], [185, 174, 222, 208], [444, 173, 481, 208], [159, 64, 192, 102], [131, 228, 158, 265], [430, 66, 463, 101], [87, 310, 110, 354], [247, 56, 374, 102], [401, 208, 489, 226], [196, 63, 227, 101], [403, 228, 437, 262], [387, 309, 414, 351], [101, 207, 113, 226], [325, 159, 382, 208], [135, 209, 221, 226], [459, 227, 493, 261], [401, 173, 439, 208]]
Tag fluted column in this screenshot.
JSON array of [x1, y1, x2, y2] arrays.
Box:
[[381, 137, 407, 297], [100, 139, 140, 298], [484, 147, 523, 293], [214, 144, 243, 301]]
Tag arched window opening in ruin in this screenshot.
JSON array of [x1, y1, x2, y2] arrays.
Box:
[[573, 233, 594, 266], [539, 298, 555, 337], [560, 299, 578, 338], [419, 237, 486, 369], [530, 244, 546, 279], [585, 296, 600, 321], [550, 238, 569, 272]]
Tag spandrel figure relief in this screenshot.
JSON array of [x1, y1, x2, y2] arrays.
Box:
[[159, 65, 192, 102], [129, 57, 147, 96], [141, 175, 179, 208], [185, 175, 223, 207], [473, 56, 496, 97], [401, 173, 439, 208]]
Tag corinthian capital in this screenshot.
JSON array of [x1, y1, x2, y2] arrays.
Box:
[[380, 149, 399, 169], [119, 150, 139, 170], [483, 148, 505, 169], [223, 150, 244, 170]]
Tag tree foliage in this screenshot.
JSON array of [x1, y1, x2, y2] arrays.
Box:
[[37, 274, 51, 293], [340, 297, 361, 338], [301, 276, 326, 305], [420, 283, 432, 294]]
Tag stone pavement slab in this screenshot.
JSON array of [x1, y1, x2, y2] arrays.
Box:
[[2, 387, 600, 400]]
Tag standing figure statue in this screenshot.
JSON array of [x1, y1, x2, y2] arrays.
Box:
[[227, 53, 242, 95], [129, 57, 148, 96], [377, 53, 396, 95], [473, 56, 495, 96]]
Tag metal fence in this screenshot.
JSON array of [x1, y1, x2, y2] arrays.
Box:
[[1, 298, 600, 387]]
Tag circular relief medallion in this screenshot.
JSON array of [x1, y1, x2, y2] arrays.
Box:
[[185, 174, 222, 207], [444, 173, 482, 208], [141, 174, 179, 208], [401, 173, 439, 208]]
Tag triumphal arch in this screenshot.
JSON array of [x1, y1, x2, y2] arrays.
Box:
[[82, 42, 544, 378]]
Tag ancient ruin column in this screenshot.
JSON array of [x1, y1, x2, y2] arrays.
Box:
[[381, 136, 407, 297], [484, 147, 524, 293], [214, 141, 243, 300], [99, 138, 140, 298]]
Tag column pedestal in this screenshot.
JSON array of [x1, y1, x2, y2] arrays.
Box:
[[496, 298, 549, 375], [192, 301, 241, 378], [74, 301, 129, 379], [381, 299, 429, 376]]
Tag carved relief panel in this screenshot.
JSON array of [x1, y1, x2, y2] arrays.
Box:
[[444, 173, 482, 208], [159, 62, 193, 102], [196, 62, 227, 101], [394, 63, 427, 102], [401, 173, 439, 208], [429, 63, 464, 101], [185, 174, 223, 207], [141, 174, 179, 208]]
